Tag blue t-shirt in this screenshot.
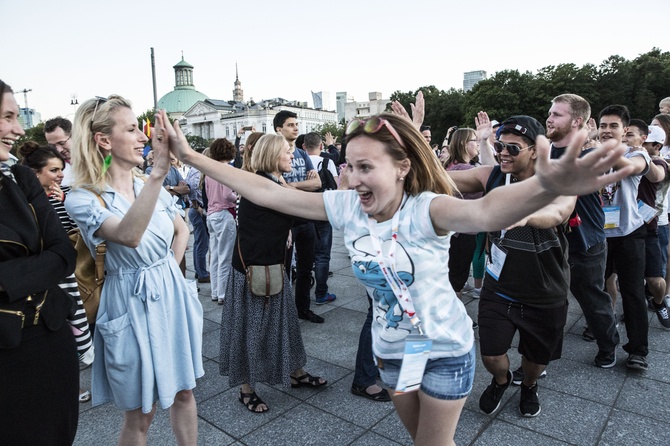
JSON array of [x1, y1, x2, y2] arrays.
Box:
[[282, 148, 314, 184]]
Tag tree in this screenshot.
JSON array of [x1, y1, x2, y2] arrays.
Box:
[[312, 122, 344, 141], [185, 134, 211, 152], [14, 122, 47, 157]]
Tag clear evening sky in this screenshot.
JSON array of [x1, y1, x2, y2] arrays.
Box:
[[5, 0, 668, 121]]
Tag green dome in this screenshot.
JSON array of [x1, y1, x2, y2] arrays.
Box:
[[157, 87, 209, 114]]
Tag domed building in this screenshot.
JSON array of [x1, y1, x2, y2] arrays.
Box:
[[157, 55, 209, 118]]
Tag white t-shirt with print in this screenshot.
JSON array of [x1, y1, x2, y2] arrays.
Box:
[[323, 189, 474, 360]]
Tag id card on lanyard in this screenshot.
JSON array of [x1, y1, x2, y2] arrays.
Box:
[[367, 195, 432, 393]]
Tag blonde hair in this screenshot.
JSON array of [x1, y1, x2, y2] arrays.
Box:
[[71, 94, 141, 191], [250, 134, 287, 173], [241, 132, 265, 172], [345, 113, 455, 196]]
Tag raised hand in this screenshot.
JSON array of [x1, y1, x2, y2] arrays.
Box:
[[149, 110, 171, 177], [535, 129, 634, 196], [475, 111, 493, 141], [159, 109, 194, 163]]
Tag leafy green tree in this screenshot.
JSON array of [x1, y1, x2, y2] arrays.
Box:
[[185, 134, 211, 152], [312, 122, 344, 141], [14, 122, 47, 157]]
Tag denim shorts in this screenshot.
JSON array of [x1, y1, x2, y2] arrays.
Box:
[[376, 345, 475, 400]]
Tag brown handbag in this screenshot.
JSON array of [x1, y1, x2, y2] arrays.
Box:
[[237, 240, 284, 297], [67, 194, 107, 324]]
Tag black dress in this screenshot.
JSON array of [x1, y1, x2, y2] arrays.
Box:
[[219, 171, 306, 387], [0, 164, 79, 445]]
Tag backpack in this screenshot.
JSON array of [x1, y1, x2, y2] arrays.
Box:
[[316, 156, 338, 192], [67, 194, 107, 324]]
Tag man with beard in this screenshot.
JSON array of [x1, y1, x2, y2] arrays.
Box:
[[44, 117, 74, 186], [545, 94, 620, 368]]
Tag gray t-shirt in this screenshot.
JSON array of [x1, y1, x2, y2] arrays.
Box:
[[604, 149, 650, 238]]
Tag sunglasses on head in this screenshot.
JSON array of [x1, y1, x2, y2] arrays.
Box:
[[345, 116, 406, 148], [493, 141, 535, 156], [90, 96, 109, 128]]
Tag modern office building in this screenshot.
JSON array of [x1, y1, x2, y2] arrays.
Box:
[[463, 70, 487, 91]]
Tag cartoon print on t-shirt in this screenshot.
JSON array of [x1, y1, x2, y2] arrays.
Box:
[[351, 235, 415, 342]]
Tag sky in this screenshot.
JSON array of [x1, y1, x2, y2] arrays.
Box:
[[5, 0, 669, 122]]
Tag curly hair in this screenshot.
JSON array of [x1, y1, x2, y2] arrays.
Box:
[[208, 138, 237, 162]]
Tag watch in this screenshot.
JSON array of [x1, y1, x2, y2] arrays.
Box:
[[168, 186, 174, 191]]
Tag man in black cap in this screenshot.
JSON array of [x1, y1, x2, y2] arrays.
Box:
[[447, 116, 576, 418]]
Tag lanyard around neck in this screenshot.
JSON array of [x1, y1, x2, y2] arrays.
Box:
[[366, 194, 424, 335]]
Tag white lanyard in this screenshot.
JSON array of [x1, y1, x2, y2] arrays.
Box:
[[366, 195, 424, 335]]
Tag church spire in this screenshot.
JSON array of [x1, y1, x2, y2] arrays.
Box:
[[233, 63, 244, 102]]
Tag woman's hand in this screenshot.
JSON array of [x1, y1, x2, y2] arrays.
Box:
[[149, 110, 172, 178], [535, 129, 634, 196], [48, 181, 64, 201], [475, 111, 492, 141], [160, 109, 196, 164]]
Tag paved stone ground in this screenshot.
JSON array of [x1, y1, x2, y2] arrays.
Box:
[[74, 230, 670, 445]]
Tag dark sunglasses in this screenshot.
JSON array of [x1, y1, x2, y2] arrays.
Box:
[[345, 116, 406, 148], [493, 141, 535, 156], [91, 96, 109, 128]]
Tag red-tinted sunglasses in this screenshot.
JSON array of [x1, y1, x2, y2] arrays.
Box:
[[345, 116, 406, 148]]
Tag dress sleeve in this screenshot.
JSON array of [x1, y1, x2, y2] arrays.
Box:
[[64, 188, 115, 250]]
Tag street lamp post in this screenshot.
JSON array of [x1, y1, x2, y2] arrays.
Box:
[[70, 94, 79, 113]]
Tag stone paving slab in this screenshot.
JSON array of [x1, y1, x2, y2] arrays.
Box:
[[73, 229, 670, 445]]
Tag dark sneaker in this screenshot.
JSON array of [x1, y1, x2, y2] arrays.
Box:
[[479, 370, 512, 415], [626, 354, 648, 371], [315, 293, 337, 305], [511, 366, 547, 386], [582, 326, 596, 342], [519, 382, 541, 417], [647, 297, 656, 311], [298, 310, 324, 323], [653, 302, 670, 329], [594, 349, 616, 368]]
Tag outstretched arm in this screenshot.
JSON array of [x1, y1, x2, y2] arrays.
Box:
[[430, 130, 634, 235], [162, 110, 328, 221]]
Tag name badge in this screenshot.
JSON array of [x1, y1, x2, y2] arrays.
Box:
[[485, 242, 507, 281], [602, 206, 621, 229], [395, 335, 433, 394], [637, 199, 658, 224]]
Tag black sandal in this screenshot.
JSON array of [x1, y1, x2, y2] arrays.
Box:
[[238, 390, 269, 413], [290, 372, 327, 388]]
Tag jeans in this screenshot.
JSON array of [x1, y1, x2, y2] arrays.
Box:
[[606, 226, 648, 356], [188, 207, 209, 279], [313, 220, 333, 298], [353, 295, 377, 387], [569, 241, 620, 352], [207, 210, 236, 301], [285, 223, 315, 315]]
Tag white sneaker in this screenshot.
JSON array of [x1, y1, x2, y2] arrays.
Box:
[[471, 288, 481, 298], [462, 283, 475, 293]]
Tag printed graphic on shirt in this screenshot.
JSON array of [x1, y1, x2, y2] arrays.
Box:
[[350, 235, 415, 342]]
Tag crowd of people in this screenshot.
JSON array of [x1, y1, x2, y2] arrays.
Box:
[[1, 75, 668, 445]]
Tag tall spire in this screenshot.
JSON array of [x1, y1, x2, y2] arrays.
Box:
[[233, 63, 243, 102]]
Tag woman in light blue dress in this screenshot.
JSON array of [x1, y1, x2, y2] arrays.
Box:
[[65, 96, 203, 445]]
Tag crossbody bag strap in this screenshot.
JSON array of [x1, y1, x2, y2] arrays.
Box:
[[93, 193, 107, 283], [237, 237, 247, 271]]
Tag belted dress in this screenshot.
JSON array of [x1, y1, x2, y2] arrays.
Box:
[[65, 178, 204, 413]]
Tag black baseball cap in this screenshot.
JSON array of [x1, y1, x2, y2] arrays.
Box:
[[496, 116, 545, 143]]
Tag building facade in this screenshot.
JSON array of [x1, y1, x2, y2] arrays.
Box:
[[463, 70, 487, 91], [157, 55, 210, 119]]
